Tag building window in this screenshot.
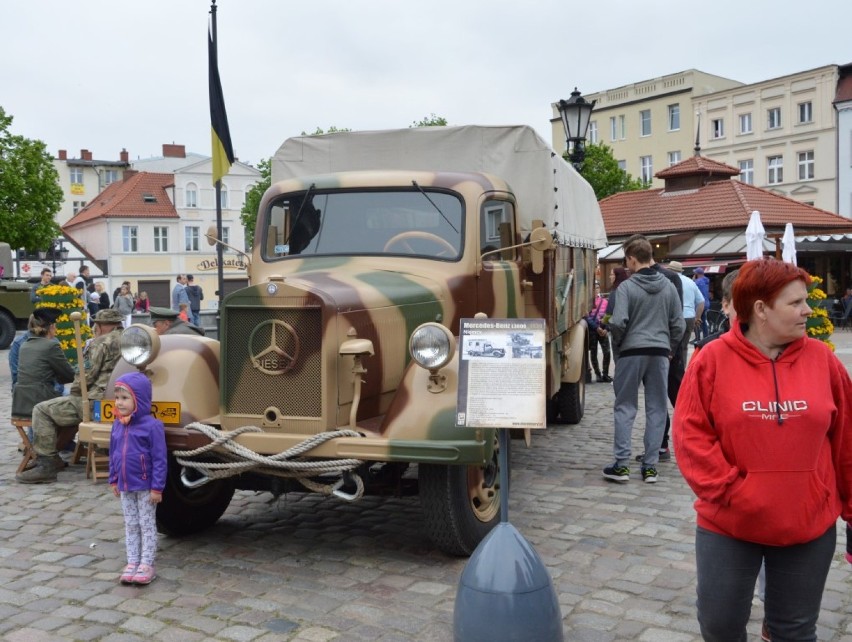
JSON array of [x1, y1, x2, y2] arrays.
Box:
[[767, 155, 783, 184], [617, 160, 627, 171], [739, 113, 752, 134], [609, 117, 617, 141], [798, 101, 813, 124], [640, 110, 651, 137], [185, 226, 200, 252], [72, 200, 87, 215], [122, 226, 138, 253], [738, 159, 754, 185], [667, 151, 681, 166], [610, 115, 625, 141], [222, 226, 231, 251], [711, 118, 725, 139], [588, 121, 598, 144], [154, 226, 169, 253], [797, 151, 814, 180], [220, 185, 229, 209], [767, 107, 781, 130], [69, 168, 83, 184], [186, 182, 198, 208], [668, 104, 680, 131], [640, 156, 653, 183], [103, 169, 119, 186]]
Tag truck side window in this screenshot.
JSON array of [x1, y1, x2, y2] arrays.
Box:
[[480, 200, 515, 260]]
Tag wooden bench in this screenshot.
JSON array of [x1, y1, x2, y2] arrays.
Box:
[[11, 417, 36, 474]]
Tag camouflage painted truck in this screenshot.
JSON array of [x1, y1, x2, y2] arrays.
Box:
[[79, 125, 607, 555], [0, 242, 35, 349]]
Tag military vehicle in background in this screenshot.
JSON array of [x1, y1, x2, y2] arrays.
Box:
[[465, 340, 505, 358], [79, 125, 606, 555], [0, 242, 34, 349]]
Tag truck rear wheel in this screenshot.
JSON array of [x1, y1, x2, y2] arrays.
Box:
[[419, 435, 507, 556], [156, 455, 235, 536], [556, 359, 586, 424], [0, 311, 15, 350]]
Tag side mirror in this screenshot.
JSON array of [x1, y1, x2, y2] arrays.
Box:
[[205, 225, 218, 246]]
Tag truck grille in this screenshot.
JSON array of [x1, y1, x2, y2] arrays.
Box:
[[223, 307, 323, 417]]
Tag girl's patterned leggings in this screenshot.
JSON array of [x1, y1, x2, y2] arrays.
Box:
[[120, 491, 158, 566]]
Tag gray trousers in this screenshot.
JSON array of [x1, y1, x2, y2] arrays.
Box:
[[32, 395, 83, 457], [612, 354, 669, 467]]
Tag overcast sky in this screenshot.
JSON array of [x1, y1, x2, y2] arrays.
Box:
[[3, 0, 851, 169]]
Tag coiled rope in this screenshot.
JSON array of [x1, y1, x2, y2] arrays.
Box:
[[173, 422, 365, 499]]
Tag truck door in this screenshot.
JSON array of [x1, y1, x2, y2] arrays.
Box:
[[476, 199, 523, 319]]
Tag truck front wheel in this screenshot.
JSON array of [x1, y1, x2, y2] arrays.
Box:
[[156, 455, 235, 536], [0, 311, 15, 350], [419, 436, 507, 556]]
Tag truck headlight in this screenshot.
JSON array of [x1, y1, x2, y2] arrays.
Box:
[[120, 325, 160, 368], [409, 323, 455, 370]]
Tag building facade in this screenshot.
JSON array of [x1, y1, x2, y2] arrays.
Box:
[[695, 65, 840, 213], [62, 144, 261, 309], [551, 70, 743, 187]]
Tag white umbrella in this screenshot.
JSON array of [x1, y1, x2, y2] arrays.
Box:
[[745, 210, 766, 260], [781, 222, 797, 265]]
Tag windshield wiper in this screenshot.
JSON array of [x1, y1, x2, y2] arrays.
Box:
[[412, 180, 458, 234], [283, 183, 316, 250]]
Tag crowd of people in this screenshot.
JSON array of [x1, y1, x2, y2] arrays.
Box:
[[9, 270, 209, 585], [588, 239, 851, 641]]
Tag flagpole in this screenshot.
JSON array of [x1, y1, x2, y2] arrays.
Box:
[[210, 0, 225, 332]]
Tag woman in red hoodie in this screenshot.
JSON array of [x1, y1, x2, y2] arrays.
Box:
[[673, 259, 851, 641]]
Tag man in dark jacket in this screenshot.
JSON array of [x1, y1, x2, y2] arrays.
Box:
[[149, 307, 205, 336], [185, 275, 204, 325]]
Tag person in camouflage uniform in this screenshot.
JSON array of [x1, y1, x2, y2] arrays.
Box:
[[16, 308, 125, 484]]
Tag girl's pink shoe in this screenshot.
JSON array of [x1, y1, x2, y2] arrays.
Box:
[[120, 564, 138, 584], [132, 564, 156, 585]]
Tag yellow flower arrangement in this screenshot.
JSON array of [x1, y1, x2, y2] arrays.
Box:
[[805, 274, 834, 351], [35, 284, 93, 364]]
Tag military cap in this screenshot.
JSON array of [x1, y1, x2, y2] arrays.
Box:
[[32, 307, 61, 324], [91, 308, 125, 325], [149, 306, 178, 321]]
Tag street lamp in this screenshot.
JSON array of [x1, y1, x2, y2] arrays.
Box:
[[37, 238, 69, 274], [557, 87, 596, 171]]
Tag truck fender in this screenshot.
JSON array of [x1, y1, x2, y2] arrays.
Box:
[[380, 350, 494, 463], [559, 322, 588, 385], [107, 335, 221, 427]]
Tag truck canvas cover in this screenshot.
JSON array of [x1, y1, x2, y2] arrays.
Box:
[[272, 124, 607, 250]]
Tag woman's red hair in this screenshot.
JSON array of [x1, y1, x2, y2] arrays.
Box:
[[732, 259, 811, 324]]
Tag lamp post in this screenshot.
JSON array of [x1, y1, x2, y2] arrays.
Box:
[[37, 238, 69, 275], [557, 87, 596, 171]]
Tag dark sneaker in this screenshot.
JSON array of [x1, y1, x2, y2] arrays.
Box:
[[602, 465, 629, 482], [600, 375, 613, 383], [641, 467, 658, 483], [635, 449, 672, 463]]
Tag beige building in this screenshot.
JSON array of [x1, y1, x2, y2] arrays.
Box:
[[53, 148, 130, 227], [695, 64, 840, 213], [551, 70, 743, 187]]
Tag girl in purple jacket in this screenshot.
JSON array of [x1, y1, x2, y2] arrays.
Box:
[[109, 372, 167, 585]]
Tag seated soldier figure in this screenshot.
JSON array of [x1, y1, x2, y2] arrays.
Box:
[[16, 308, 125, 484]]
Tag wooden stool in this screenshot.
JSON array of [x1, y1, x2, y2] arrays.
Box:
[[11, 417, 36, 475], [86, 444, 110, 482]]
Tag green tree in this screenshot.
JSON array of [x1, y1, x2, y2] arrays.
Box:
[[300, 126, 351, 136], [240, 157, 271, 249], [0, 107, 63, 251], [411, 114, 448, 127], [573, 142, 645, 200]]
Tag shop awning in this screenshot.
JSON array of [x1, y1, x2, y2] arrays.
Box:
[[679, 258, 746, 274]]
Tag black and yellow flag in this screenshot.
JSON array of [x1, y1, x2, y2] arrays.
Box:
[[208, 6, 234, 185]]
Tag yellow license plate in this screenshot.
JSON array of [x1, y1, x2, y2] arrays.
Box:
[[95, 400, 181, 425]]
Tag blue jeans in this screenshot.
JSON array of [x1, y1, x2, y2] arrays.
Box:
[[695, 525, 835, 641]]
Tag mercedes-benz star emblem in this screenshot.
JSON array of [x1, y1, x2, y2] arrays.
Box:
[[248, 320, 300, 375]]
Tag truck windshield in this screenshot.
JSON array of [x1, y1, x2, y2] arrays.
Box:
[[263, 189, 463, 261]]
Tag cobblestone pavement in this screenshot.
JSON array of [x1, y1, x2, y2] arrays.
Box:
[[1, 333, 851, 642]]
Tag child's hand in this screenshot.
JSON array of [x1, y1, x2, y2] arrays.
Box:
[[150, 490, 163, 505], [111, 484, 120, 497]]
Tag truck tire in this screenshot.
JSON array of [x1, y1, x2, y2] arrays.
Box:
[[0, 311, 15, 350], [556, 360, 586, 425], [419, 436, 507, 556], [156, 455, 235, 536]]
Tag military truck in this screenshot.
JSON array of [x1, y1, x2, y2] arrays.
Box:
[[79, 125, 606, 555], [0, 242, 34, 349], [465, 340, 505, 358]]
